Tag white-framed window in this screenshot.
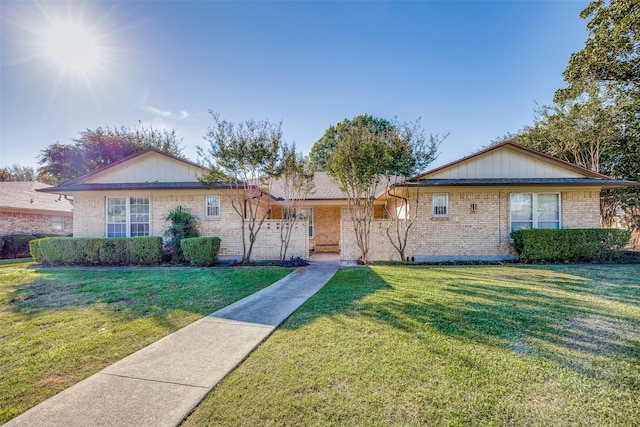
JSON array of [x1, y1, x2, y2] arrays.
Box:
[[432, 193, 449, 217], [106, 196, 150, 237], [51, 216, 64, 231], [396, 201, 408, 220], [284, 207, 314, 238], [510, 193, 560, 232], [205, 195, 221, 219]]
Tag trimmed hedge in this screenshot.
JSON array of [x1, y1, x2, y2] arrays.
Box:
[[29, 236, 163, 266], [181, 236, 221, 266], [511, 228, 631, 263], [0, 234, 37, 259]]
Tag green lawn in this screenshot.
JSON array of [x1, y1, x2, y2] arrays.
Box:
[[0, 258, 34, 268], [0, 267, 291, 424], [184, 265, 640, 427]]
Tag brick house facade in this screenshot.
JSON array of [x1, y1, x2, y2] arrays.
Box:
[[39, 143, 635, 262], [1, 182, 73, 236]]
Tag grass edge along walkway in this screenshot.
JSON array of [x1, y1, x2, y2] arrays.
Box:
[[183, 265, 640, 427], [0, 267, 292, 424], [4, 259, 340, 427]]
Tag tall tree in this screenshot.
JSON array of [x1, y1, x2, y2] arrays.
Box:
[[511, 92, 622, 174], [277, 145, 315, 260], [199, 113, 285, 264], [381, 128, 444, 262], [310, 115, 396, 172], [555, 0, 639, 104], [315, 115, 441, 264], [38, 125, 184, 184]]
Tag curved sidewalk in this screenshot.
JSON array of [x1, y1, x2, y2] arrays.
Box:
[[6, 256, 340, 427]]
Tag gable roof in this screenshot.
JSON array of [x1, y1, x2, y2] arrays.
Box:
[[270, 172, 344, 200], [38, 149, 230, 193], [0, 182, 73, 214], [38, 142, 637, 197], [413, 142, 612, 181]]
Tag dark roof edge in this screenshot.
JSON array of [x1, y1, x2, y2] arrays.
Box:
[[407, 178, 638, 188]]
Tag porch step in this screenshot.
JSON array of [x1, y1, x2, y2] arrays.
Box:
[[314, 243, 340, 253]]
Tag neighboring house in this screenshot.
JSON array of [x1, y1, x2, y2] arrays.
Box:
[[39, 142, 636, 262], [0, 181, 73, 235]]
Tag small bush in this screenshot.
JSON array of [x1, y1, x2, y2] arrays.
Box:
[[29, 238, 42, 262], [181, 237, 221, 266], [511, 228, 631, 263], [0, 234, 37, 259], [31, 237, 162, 266], [165, 207, 200, 263], [278, 256, 309, 267], [130, 237, 163, 265]]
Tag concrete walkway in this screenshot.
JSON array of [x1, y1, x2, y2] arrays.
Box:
[[6, 255, 340, 427]]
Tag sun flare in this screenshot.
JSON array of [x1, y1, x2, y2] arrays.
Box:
[[3, 1, 124, 103], [39, 18, 105, 76]]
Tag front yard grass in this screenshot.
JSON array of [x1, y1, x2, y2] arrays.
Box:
[[184, 265, 640, 426], [0, 267, 291, 423]]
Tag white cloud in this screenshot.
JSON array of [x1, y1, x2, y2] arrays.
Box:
[[137, 91, 190, 121]]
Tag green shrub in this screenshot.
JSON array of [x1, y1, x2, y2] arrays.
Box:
[[511, 228, 631, 263], [130, 236, 163, 265], [29, 238, 43, 262], [0, 234, 37, 259], [32, 237, 162, 266], [181, 236, 221, 266], [0, 237, 4, 257], [164, 207, 199, 262], [35, 237, 77, 265]]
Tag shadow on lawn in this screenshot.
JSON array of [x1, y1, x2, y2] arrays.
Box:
[[5, 269, 270, 325], [286, 266, 640, 383]]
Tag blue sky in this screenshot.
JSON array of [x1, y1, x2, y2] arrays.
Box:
[[1, 0, 589, 172]]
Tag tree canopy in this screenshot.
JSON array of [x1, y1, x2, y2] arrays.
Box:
[[494, 0, 639, 231], [310, 114, 440, 177], [312, 114, 442, 263], [555, 0, 639, 103], [0, 164, 55, 184], [199, 113, 286, 263], [38, 125, 184, 184]]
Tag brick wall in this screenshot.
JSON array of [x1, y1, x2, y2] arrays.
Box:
[[562, 190, 601, 228], [0, 211, 72, 235], [341, 189, 603, 261], [71, 191, 307, 261]]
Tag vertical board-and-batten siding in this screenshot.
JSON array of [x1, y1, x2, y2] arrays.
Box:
[[427, 149, 585, 179], [86, 153, 205, 184]]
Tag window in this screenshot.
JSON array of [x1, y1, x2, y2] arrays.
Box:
[[304, 208, 314, 239], [510, 193, 560, 232], [51, 216, 64, 231], [283, 208, 313, 238], [396, 201, 408, 220], [432, 193, 449, 217], [106, 197, 150, 237], [205, 195, 220, 218]]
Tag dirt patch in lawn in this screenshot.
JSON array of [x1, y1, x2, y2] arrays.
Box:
[[15, 282, 96, 309]]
